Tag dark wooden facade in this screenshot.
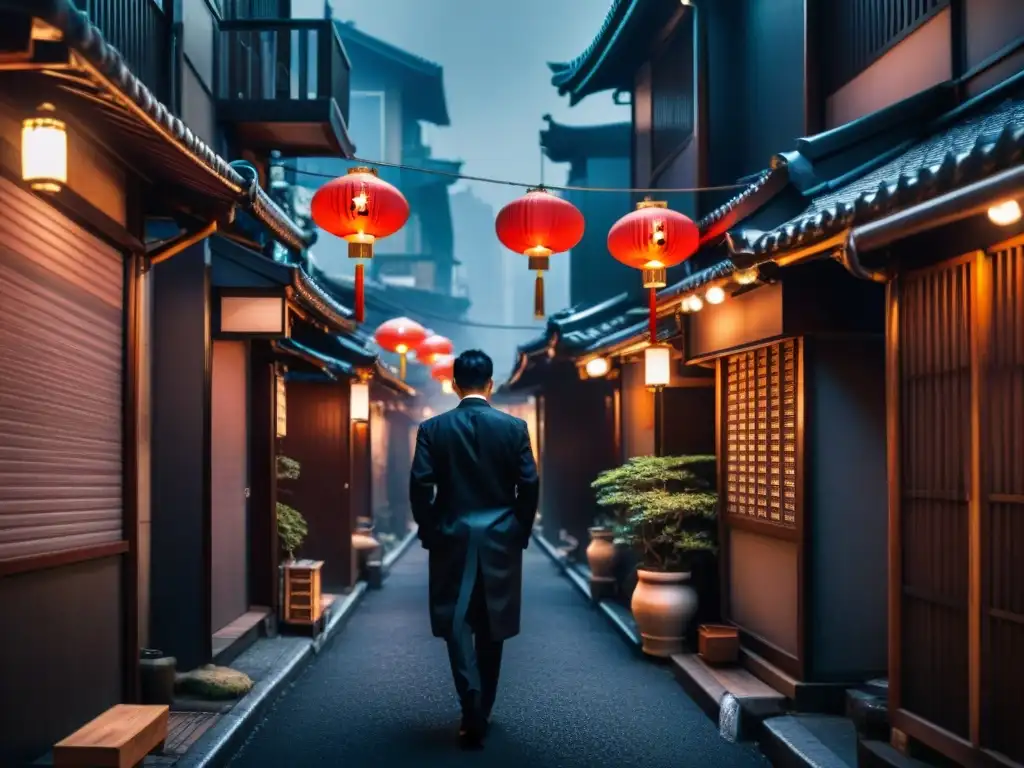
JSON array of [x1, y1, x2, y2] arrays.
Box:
[[885, 236, 1024, 767], [535, 368, 618, 558], [280, 378, 356, 590]]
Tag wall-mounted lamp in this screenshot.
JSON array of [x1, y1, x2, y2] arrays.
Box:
[[350, 380, 370, 422], [988, 200, 1022, 227], [705, 285, 726, 304], [585, 357, 610, 378], [22, 103, 67, 193], [734, 267, 759, 285], [645, 345, 671, 389], [682, 294, 704, 312]]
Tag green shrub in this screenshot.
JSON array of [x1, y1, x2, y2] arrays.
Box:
[[592, 455, 717, 572], [276, 455, 307, 560]]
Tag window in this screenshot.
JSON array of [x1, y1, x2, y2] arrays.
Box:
[[724, 340, 800, 529], [349, 91, 386, 164]]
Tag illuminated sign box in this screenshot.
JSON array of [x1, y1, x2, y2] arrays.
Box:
[[219, 293, 287, 336]]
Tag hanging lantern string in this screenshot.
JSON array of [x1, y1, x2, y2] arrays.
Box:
[[281, 158, 746, 194]]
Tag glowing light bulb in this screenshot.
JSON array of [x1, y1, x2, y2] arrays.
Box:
[[988, 200, 1021, 227], [353, 191, 369, 213], [396, 344, 408, 354], [441, 380, 454, 395], [734, 268, 758, 285], [585, 357, 610, 378], [685, 295, 703, 312], [705, 286, 726, 304]]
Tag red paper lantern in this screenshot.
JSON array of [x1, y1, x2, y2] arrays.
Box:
[[431, 354, 455, 395], [495, 187, 584, 319], [374, 317, 428, 381], [310, 167, 410, 323], [417, 334, 454, 366], [607, 198, 699, 342]]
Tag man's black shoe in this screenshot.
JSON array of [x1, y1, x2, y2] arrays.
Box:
[[459, 712, 485, 748]]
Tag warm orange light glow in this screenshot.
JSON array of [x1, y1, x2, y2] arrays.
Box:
[[988, 200, 1022, 226], [395, 343, 408, 355], [441, 380, 454, 395], [705, 286, 726, 304], [682, 295, 703, 312], [350, 381, 369, 422], [22, 103, 66, 193], [353, 191, 369, 211], [645, 345, 671, 388], [585, 357, 610, 378], [734, 268, 758, 285]]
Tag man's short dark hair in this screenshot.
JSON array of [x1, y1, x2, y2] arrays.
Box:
[[453, 349, 493, 391]]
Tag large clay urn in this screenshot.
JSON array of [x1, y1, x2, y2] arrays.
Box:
[[586, 528, 617, 582], [631, 569, 698, 657]]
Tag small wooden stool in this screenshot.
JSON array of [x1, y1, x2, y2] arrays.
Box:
[[53, 704, 169, 767]]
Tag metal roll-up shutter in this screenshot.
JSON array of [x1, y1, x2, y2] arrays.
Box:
[[0, 176, 124, 561]]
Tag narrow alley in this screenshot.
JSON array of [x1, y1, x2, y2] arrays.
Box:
[[227, 545, 768, 767]]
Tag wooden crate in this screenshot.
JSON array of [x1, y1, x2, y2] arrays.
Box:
[[698, 624, 740, 666], [281, 560, 324, 626]]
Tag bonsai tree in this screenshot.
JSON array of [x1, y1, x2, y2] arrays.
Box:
[[276, 455, 308, 561], [592, 455, 717, 572]]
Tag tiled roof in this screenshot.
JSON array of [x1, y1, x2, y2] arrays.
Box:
[[736, 91, 1024, 258], [15, 0, 314, 252]]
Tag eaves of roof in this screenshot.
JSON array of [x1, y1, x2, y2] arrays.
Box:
[[17, 0, 314, 253], [540, 114, 631, 162], [548, 0, 682, 105], [732, 73, 1024, 261]]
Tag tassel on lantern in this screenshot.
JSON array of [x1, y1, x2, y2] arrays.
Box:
[[534, 273, 545, 319], [354, 264, 366, 325], [399, 352, 408, 381], [649, 287, 658, 343]]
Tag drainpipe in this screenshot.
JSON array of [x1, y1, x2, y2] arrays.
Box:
[[147, 220, 219, 267], [834, 233, 889, 283]]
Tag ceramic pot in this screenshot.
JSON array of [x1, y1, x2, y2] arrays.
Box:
[[586, 528, 617, 583], [631, 569, 698, 657]]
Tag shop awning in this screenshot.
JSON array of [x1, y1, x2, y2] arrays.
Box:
[[0, 0, 314, 252]]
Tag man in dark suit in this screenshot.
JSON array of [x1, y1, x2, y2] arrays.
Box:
[[409, 349, 540, 748]]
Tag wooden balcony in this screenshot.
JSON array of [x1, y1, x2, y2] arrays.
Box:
[[82, 0, 170, 101], [217, 19, 354, 157]]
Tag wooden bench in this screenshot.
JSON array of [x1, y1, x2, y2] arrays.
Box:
[[53, 704, 169, 768]]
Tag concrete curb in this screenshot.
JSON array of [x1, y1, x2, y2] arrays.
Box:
[[383, 528, 418, 571], [174, 583, 369, 768], [531, 531, 641, 652]]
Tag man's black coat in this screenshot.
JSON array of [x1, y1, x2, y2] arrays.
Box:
[[409, 397, 540, 641]]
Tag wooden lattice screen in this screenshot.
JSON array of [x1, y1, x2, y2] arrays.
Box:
[[896, 257, 972, 739], [982, 243, 1024, 763], [724, 339, 799, 528]]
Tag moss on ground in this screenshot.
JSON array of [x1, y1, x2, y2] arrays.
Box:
[[176, 664, 254, 700]]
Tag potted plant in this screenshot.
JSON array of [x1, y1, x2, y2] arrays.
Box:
[[276, 455, 325, 629], [593, 455, 717, 657]]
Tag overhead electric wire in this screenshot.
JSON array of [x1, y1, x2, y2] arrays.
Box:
[[282, 157, 746, 194]]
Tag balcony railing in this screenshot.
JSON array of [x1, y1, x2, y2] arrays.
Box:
[[81, 0, 170, 101], [217, 18, 351, 153]]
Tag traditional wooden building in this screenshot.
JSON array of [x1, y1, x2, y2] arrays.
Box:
[[540, 0, 1024, 764], [0, 0, 358, 762]]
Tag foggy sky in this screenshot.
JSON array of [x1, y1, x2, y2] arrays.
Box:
[[330, 0, 628, 211]]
